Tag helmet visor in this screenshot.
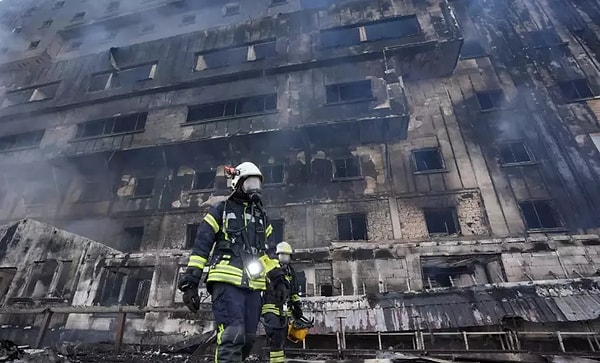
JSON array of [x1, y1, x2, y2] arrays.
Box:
[[242, 176, 262, 193], [278, 253, 291, 264]]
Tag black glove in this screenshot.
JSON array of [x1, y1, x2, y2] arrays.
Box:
[[178, 267, 203, 313], [291, 301, 303, 320]]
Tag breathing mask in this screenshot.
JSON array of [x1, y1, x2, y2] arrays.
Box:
[[242, 176, 262, 203], [278, 253, 291, 265]]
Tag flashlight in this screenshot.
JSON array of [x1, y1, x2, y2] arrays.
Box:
[[246, 259, 264, 279]]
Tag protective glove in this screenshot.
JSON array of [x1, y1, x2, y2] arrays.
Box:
[[267, 267, 290, 305], [291, 301, 303, 320], [178, 267, 203, 313]]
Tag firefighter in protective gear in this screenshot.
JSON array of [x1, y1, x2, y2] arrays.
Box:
[[261, 241, 303, 363], [178, 162, 289, 363]]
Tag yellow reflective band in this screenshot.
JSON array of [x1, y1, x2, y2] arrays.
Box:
[[215, 324, 224, 363], [204, 214, 220, 234], [291, 294, 300, 302], [187, 255, 207, 269], [265, 224, 273, 237], [188, 261, 204, 269], [270, 351, 284, 358]]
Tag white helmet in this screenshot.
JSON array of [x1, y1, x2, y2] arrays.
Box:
[[276, 241, 293, 255], [230, 162, 263, 190]]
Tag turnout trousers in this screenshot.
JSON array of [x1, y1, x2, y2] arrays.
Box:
[[262, 312, 288, 363], [211, 282, 263, 363]]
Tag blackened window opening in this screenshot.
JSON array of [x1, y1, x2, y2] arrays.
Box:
[[333, 157, 361, 178], [75, 113, 147, 139], [519, 200, 561, 230], [0, 130, 44, 151], [28, 40, 40, 49], [186, 94, 277, 123], [271, 219, 284, 243], [134, 177, 154, 197], [123, 227, 144, 251], [192, 171, 215, 190], [559, 79, 594, 101], [262, 164, 284, 184], [326, 80, 372, 103], [476, 90, 506, 110], [412, 148, 444, 172], [186, 224, 199, 249], [499, 142, 532, 165], [424, 208, 460, 236], [364, 15, 420, 41], [337, 214, 367, 241]]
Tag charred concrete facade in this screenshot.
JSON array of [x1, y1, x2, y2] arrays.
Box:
[[1, 0, 600, 356]]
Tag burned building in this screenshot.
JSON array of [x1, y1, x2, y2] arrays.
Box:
[[1, 0, 600, 359]]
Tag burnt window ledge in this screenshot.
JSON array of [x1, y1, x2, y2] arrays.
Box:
[[70, 129, 144, 142], [563, 95, 600, 104], [182, 109, 278, 126], [0, 145, 40, 154], [413, 169, 447, 175], [331, 176, 364, 182], [188, 188, 216, 194], [501, 161, 538, 168], [324, 97, 376, 107]]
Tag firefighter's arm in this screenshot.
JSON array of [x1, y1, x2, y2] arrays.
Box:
[[289, 266, 303, 318]]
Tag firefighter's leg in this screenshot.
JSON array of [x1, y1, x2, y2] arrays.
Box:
[[263, 313, 286, 363], [211, 283, 246, 363], [241, 289, 263, 360]]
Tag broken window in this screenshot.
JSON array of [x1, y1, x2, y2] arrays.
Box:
[[39, 19, 53, 29], [75, 112, 147, 139], [476, 90, 506, 110], [72, 12, 85, 22], [421, 255, 505, 289], [326, 80, 372, 103], [311, 158, 333, 182], [123, 227, 144, 251], [461, 40, 486, 59], [51, 261, 73, 299], [412, 148, 445, 172], [182, 14, 196, 25], [270, 219, 284, 243], [337, 213, 367, 241], [24, 260, 58, 299], [315, 269, 333, 296], [224, 3, 240, 16], [519, 200, 562, 230], [186, 94, 277, 123], [88, 63, 157, 91], [134, 177, 154, 197], [528, 29, 562, 48], [186, 223, 199, 248], [30, 83, 60, 101], [262, 164, 284, 184], [559, 79, 594, 101], [194, 40, 276, 71], [0, 268, 16, 302], [364, 16, 420, 41], [320, 27, 361, 48], [0, 130, 44, 152], [333, 157, 361, 179], [2, 84, 59, 106], [28, 40, 40, 50], [499, 141, 533, 165], [53, 1, 65, 9], [192, 171, 215, 190], [106, 1, 120, 12], [424, 207, 460, 236], [97, 267, 154, 308]]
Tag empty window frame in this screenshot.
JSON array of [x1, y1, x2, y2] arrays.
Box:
[[460, 40, 486, 59], [28, 40, 40, 50], [558, 79, 594, 101], [325, 80, 372, 104], [106, 1, 120, 12], [0, 130, 44, 152], [72, 12, 86, 21], [262, 164, 284, 184], [186, 223, 199, 249], [412, 148, 445, 172], [224, 3, 240, 16], [75, 113, 147, 139], [528, 29, 563, 48], [186, 94, 277, 123], [476, 90, 506, 110], [337, 213, 367, 241], [424, 207, 460, 236], [134, 177, 155, 197], [88, 63, 157, 92], [498, 141, 533, 165], [270, 219, 284, 243], [182, 14, 196, 25], [192, 171, 215, 190], [39, 18, 53, 29], [97, 267, 153, 306], [518, 200, 562, 230], [194, 40, 277, 71], [320, 16, 419, 48], [123, 227, 144, 251], [421, 255, 504, 288], [333, 157, 361, 179], [24, 260, 58, 298]]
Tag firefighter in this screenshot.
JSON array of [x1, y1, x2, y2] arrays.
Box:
[[178, 162, 289, 363], [262, 241, 303, 363]]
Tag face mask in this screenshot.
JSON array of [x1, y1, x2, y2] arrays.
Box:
[[278, 254, 290, 264], [242, 176, 262, 203]]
